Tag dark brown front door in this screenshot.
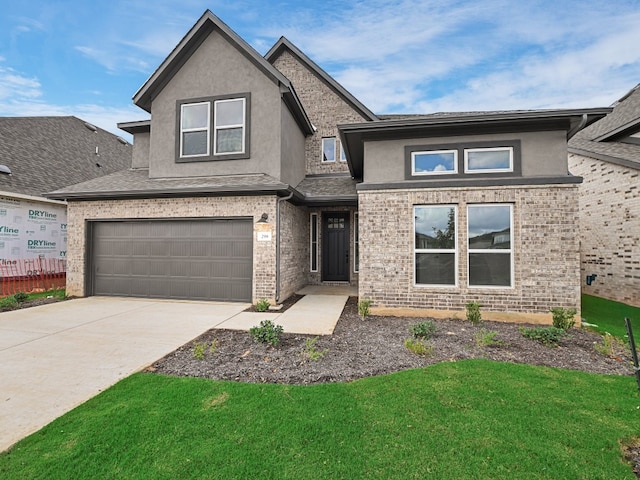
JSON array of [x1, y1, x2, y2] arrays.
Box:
[[322, 212, 350, 282]]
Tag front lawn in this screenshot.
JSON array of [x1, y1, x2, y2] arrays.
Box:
[[1, 360, 638, 479], [582, 294, 640, 339]]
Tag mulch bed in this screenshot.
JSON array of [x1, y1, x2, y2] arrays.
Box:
[[152, 296, 634, 384]]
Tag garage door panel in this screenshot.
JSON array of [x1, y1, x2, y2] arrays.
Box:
[[91, 219, 252, 302]]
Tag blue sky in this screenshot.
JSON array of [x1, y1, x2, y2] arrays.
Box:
[[1, 0, 639, 137]]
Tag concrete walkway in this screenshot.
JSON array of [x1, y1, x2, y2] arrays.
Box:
[[214, 293, 348, 335], [0, 297, 248, 452]]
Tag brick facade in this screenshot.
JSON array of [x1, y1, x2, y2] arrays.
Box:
[[358, 184, 581, 322], [569, 153, 640, 307], [65, 196, 278, 302], [278, 201, 309, 300], [271, 50, 369, 175]]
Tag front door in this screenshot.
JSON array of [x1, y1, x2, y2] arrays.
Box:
[[322, 212, 350, 282]]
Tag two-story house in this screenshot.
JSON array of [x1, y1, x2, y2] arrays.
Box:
[[48, 10, 610, 323]]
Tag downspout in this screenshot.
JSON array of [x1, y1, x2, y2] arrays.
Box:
[[275, 190, 294, 303], [567, 113, 588, 140]]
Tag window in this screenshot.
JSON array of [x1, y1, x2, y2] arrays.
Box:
[[177, 93, 250, 161], [310, 213, 318, 272], [465, 147, 513, 173], [322, 137, 336, 162], [468, 204, 512, 287], [180, 102, 210, 157], [412, 150, 457, 175], [354, 212, 359, 272], [339, 142, 347, 162], [214, 98, 245, 155], [414, 206, 457, 286]]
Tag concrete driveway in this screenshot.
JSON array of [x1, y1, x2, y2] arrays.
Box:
[[0, 297, 248, 452]]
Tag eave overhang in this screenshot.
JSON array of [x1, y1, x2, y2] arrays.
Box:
[[340, 108, 612, 180]]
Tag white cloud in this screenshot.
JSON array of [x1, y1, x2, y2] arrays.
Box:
[[0, 66, 42, 101]]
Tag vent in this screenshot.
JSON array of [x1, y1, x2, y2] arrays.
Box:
[[116, 136, 128, 145], [0, 165, 12, 176], [84, 122, 98, 132]]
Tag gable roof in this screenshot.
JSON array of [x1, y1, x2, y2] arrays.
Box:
[[568, 83, 640, 170], [132, 10, 313, 135], [0, 116, 131, 198], [341, 108, 612, 180], [265, 37, 378, 122]]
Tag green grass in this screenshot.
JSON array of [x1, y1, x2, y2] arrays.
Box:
[[582, 294, 640, 339], [1, 361, 638, 479]]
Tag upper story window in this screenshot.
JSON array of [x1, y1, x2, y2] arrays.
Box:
[[339, 142, 347, 162], [322, 137, 336, 162], [465, 147, 513, 173], [412, 150, 458, 175], [180, 102, 210, 157], [177, 93, 250, 162], [214, 98, 245, 155]]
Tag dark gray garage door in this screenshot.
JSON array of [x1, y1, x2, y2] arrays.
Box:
[[89, 219, 252, 302]]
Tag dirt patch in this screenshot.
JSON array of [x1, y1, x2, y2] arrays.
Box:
[[152, 297, 634, 384], [243, 294, 303, 313]]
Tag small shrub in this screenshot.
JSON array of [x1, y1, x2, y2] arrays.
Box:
[[193, 342, 207, 360], [474, 328, 503, 347], [358, 298, 372, 319], [466, 302, 482, 325], [209, 339, 219, 355], [0, 296, 18, 310], [594, 333, 628, 358], [519, 326, 566, 346], [551, 307, 577, 331], [301, 336, 328, 362], [404, 338, 433, 356], [249, 320, 284, 347], [13, 292, 28, 303], [410, 320, 437, 339], [255, 299, 271, 312]]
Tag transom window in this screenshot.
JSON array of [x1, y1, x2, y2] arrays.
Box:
[[414, 206, 457, 286], [180, 102, 210, 157], [465, 147, 513, 173], [214, 98, 245, 155], [468, 204, 513, 287], [411, 150, 458, 175]]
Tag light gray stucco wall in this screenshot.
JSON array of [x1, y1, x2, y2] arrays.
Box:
[[363, 131, 568, 183], [131, 132, 150, 169], [279, 104, 306, 187], [148, 29, 284, 179]]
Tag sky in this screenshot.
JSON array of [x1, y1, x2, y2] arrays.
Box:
[[1, 0, 640, 139]]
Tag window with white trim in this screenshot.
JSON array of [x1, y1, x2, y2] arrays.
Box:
[[322, 137, 336, 162], [214, 97, 245, 155], [180, 102, 210, 157], [354, 212, 359, 272], [411, 150, 458, 175], [310, 213, 318, 272], [464, 147, 513, 173], [339, 142, 347, 162], [468, 204, 513, 287], [414, 206, 457, 286]]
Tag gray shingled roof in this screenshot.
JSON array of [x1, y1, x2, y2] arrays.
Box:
[[569, 84, 640, 169], [295, 175, 357, 200], [47, 168, 291, 200], [0, 116, 132, 197]]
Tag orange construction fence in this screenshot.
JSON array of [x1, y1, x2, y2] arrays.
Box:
[[0, 258, 66, 297]]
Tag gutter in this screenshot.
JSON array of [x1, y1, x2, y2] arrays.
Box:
[[275, 190, 294, 302]]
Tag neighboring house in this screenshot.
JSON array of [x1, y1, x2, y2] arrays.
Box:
[[569, 84, 640, 308], [0, 116, 131, 282], [47, 10, 610, 323]]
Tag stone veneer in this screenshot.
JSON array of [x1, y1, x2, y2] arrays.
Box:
[[358, 184, 581, 323], [65, 195, 278, 302], [271, 50, 370, 175], [569, 153, 640, 307]]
